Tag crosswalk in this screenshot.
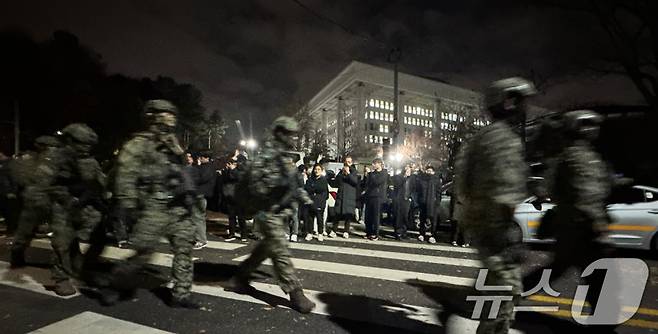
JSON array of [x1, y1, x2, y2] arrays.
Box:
[[2, 223, 657, 333]]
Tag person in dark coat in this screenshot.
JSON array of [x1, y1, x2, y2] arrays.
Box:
[[328, 156, 359, 238], [364, 158, 387, 240], [289, 164, 307, 242], [195, 151, 217, 201], [416, 165, 442, 243], [303, 163, 328, 242], [222, 157, 248, 241], [392, 163, 416, 240]]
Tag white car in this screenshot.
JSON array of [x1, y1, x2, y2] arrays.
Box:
[[515, 185, 658, 250]]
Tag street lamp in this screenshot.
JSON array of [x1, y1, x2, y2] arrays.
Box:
[[246, 139, 257, 150], [390, 151, 403, 163]]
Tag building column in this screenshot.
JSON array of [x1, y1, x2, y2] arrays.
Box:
[[321, 108, 329, 150], [336, 97, 345, 159], [432, 100, 440, 138], [355, 82, 366, 148]]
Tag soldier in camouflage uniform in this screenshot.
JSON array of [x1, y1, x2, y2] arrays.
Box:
[[455, 77, 536, 334], [10, 135, 61, 268], [104, 99, 200, 309], [38, 124, 106, 296], [524, 110, 616, 321], [228, 116, 316, 314]]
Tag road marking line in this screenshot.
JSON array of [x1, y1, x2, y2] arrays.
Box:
[[0, 261, 79, 299], [29, 239, 198, 267], [322, 232, 479, 254], [193, 282, 444, 333], [192, 282, 526, 334], [287, 242, 482, 267], [232, 255, 475, 287], [529, 295, 658, 317], [159, 238, 245, 250], [28, 311, 173, 334], [541, 309, 658, 330]]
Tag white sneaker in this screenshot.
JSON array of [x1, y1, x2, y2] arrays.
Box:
[[342, 232, 349, 239], [318, 234, 324, 242], [417, 235, 425, 242], [193, 242, 207, 250], [452, 241, 459, 246], [462, 243, 470, 248], [285, 233, 290, 240], [305, 234, 313, 241], [290, 234, 298, 242], [428, 237, 437, 244], [322, 231, 328, 236], [328, 231, 337, 238]]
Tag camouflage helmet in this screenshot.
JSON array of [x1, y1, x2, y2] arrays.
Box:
[[562, 109, 602, 141], [34, 135, 60, 148], [144, 99, 178, 115], [485, 77, 537, 110], [61, 123, 98, 145], [271, 116, 299, 133]]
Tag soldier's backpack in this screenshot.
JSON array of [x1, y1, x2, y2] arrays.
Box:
[[234, 158, 278, 218]]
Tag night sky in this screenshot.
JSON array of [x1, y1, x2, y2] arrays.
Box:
[[0, 0, 645, 135]]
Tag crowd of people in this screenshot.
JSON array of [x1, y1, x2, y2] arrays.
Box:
[[0, 75, 620, 333]]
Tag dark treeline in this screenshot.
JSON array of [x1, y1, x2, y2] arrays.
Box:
[[0, 29, 226, 160]]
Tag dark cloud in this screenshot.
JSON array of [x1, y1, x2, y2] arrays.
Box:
[[0, 0, 645, 137]]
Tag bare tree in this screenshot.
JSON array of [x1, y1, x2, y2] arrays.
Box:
[[540, 0, 658, 110]]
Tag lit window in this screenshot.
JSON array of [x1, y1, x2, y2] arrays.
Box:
[[369, 99, 375, 107]]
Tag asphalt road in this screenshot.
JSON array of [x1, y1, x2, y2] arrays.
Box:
[[1, 214, 657, 334]]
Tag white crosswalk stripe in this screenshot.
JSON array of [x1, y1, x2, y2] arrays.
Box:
[[29, 311, 173, 334], [287, 242, 482, 267], [294, 231, 478, 253], [231, 255, 476, 287], [0, 261, 79, 299], [5, 232, 516, 333], [29, 239, 199, 267]]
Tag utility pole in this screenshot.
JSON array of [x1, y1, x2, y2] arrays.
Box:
[[388, 47, 402, 149], [249, 112, 253, 140], [13, 99, 20, 156]]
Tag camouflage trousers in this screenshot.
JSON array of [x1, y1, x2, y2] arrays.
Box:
[[50, 201, 102, 283], [236, 210, 303, 293], [111, 200, 194, 299], [12, 186, 51, 253], [471, 226, 522, 334]]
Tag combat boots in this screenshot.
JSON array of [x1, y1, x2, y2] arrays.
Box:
[[170, 295, 202, 309], [54, 279, 76, 296], [226, 276, 255, 294], [289, 289, 315, 314]]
